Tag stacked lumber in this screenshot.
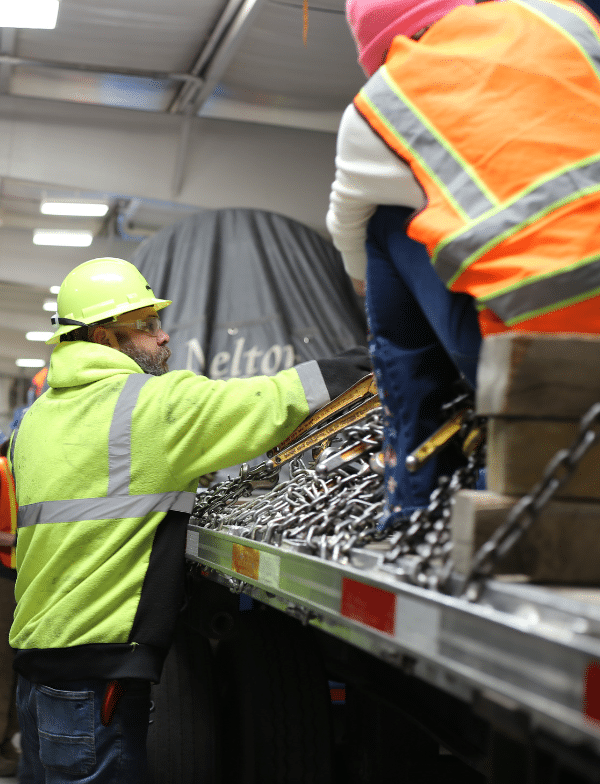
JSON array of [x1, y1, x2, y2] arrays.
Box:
[[451, 333, 600, 582]]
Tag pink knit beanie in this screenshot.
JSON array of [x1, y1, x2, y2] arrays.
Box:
[[346, 0, 476, 76]]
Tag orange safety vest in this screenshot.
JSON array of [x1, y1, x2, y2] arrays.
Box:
[[0, 457, 17, 570], [355, 0, 600, 336], [30, 366, 47, 399]]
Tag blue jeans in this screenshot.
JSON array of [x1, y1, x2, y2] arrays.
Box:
[[17, 675, 151, 784], [365, 206, 483, 525]]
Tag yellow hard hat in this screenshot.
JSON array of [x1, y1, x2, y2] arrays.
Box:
[[47, 257, 171, 345]]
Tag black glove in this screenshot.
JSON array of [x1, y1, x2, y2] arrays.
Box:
[[316, 345, 372, 401]]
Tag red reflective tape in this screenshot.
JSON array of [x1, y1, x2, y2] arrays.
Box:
[[340, 577, 396, 635], [583, 661, 600, 722], [330, 688, 346, 703]]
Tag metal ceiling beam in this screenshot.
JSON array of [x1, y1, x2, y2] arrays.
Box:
[[0, 29, 16, 94], [168, 0, 269, 195], [0, 52, 175, 81], [168, 0, 248, 114], [171, 108, 195, 197], [0, 93, 337, 237], [0, 2, 259, 118], [0, 50, 338, 133], [0, 213, 103, 232], [168, 0, 269, 116]]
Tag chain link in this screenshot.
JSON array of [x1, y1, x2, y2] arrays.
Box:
[[380, 441, 485, 592], [192, 460, 280, 520], [192, 409, 384, 561], [191, 412, 387, 563], [192, 402, 486, 587], [191, 395, 600, 603], [461, 401, 600, 600]]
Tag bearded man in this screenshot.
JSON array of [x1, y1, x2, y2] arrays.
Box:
[[8, 257, 369, 784]]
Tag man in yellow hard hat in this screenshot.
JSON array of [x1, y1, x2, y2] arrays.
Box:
[[8, 257, 370, 784]]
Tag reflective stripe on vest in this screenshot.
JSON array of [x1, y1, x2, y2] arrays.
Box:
[[17, 374, 196, 529], [358, 0, 600, 323], [360, 68, 497, 222], [433, 154, 600, 284], [517, 0, 600, 78], [480, 254, 600, 325]]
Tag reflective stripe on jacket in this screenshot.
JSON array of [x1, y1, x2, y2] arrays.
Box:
[[355, 0, 600, 332], [16, 374, 195, 531]]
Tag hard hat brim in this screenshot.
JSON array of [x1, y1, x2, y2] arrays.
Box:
[[46, 297, 171, 345]]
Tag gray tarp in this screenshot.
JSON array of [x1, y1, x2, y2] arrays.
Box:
[[130, 208, 367, 378]]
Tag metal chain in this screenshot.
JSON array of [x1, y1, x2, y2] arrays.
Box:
[[192, 460, 280, 521], [192, 397, 600, 601], [461, 401, 600, 600], [380, 434, 486, 592], [192, 406, 487, 586], [191, 412, 386, 562]]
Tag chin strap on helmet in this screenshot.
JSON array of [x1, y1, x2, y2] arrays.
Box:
[[51, 314, 90, 328]]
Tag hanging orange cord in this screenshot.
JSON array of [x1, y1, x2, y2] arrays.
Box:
[[303, 0, 308, 45]]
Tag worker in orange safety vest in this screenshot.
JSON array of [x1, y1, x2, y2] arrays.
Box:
[[0, 454, 16, 567], [327, 0, 600, 523], [0, 439, 18, 776]]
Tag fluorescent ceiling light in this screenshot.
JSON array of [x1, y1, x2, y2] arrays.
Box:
[[26, 331, 54, 341], [41, 201, 109, 217], [0, 0, 59, 29], [16, 359, 46, 368], [42, 300, 57, 312], [49, 286, 60, 295], [33, 230, 93, 247]]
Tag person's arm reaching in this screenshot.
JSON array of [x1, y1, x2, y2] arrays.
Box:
[[315, 345, 372, 401]]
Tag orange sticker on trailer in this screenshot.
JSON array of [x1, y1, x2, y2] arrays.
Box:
[[232, 544, 260, 580]]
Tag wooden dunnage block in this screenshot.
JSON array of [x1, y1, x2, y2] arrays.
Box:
[[486, 418, 600, 500], [476, 333, 600, 418], [476, 333, 600, 501], [451, 490, 600, 583]]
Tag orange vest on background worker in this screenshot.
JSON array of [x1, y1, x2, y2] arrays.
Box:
[[355, 0, 600, 336], [29, 367, 48, 402], [0, 457, 16, 570]]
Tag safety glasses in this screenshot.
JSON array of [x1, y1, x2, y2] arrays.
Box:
[[105, 315, 162, 336]]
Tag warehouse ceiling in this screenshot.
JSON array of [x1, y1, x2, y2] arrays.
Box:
[[0, 0, 364, 379]]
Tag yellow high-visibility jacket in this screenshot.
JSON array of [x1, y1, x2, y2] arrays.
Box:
[[9, 340, 326, 682]]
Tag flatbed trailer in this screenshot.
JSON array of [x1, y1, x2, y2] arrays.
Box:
[[175, 500, 600, 783], [150, 336, 600, 784]]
